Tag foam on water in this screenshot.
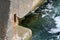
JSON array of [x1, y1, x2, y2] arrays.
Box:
[[41, 1, 60, 40], [41, 0, 60, 34], [48, 16, 60, 33]]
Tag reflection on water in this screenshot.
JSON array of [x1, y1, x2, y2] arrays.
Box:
[[19, 0, 60, 40]]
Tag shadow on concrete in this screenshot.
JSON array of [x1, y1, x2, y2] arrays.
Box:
[[0, 0, 10, 40]]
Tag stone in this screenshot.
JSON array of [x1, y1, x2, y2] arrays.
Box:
[[10, 0, 45, 18], [16, 26, 32, 40], [18, 0, 45, 18]]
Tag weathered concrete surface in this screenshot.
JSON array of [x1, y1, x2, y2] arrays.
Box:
[[30, 0, 45, 11], [10, 0, 45, 18], [0, 0, 45, 40], [18, 0, 33, 18], [14, 26, 32, 40], [5, 0, 32, 40], [0, 0, 10, 40], [18, 0, 45, 18]]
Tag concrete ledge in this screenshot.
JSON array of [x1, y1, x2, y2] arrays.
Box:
[[16, 26, 32, 40]]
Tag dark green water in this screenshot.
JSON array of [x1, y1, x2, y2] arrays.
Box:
[[19, 0, 60, 40]]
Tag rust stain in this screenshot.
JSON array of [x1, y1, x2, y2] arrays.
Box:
[[14, 14, 17, 40]]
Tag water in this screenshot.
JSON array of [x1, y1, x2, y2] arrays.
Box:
[[19, 0, 60, 40]]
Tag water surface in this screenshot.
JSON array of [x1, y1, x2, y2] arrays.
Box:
[[20, 0, 60, 40]]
